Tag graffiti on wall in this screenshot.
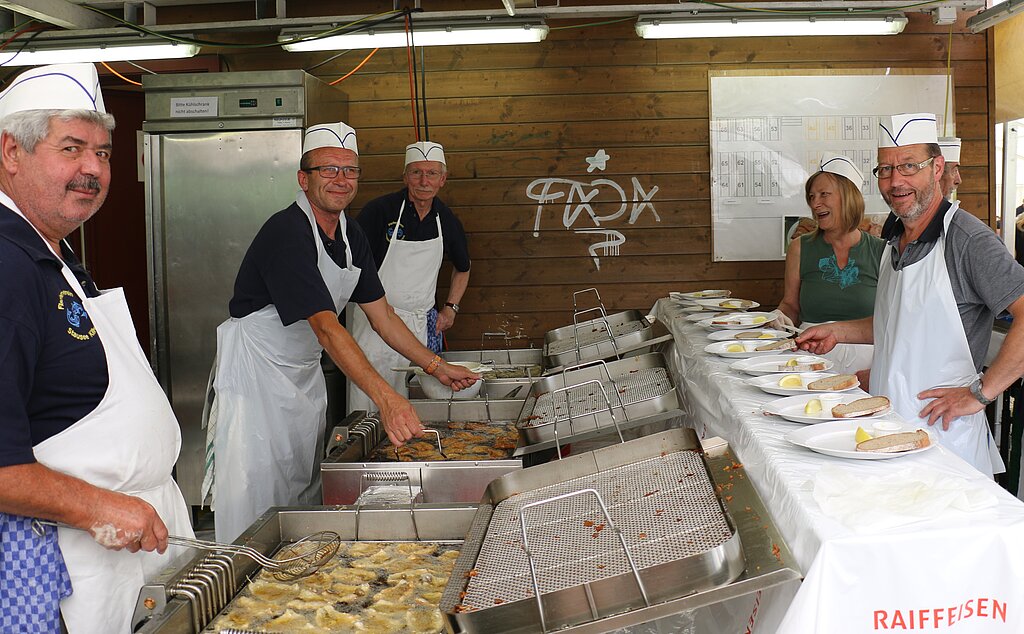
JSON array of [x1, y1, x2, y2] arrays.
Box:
[[526, 150, 660, 270]]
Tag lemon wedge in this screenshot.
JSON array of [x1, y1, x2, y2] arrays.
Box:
[[726, 344, 745, 353], [785, 358, 799, 367], [855, 427, 873, 444], [778, 374, 802, 388], [752, 316, 767, 324], [804, 398, 822, 415], [758, 333, 775, 339]]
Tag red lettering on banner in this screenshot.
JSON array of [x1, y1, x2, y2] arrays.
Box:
[[870, 598, 1009, 629]]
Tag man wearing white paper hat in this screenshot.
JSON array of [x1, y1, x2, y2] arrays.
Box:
[[350, 140, 471, 411], [938, 136, 962, 200], [0, 63, 193, 632], [206, 125, 476, 542], [799, 113, 1024, 477]]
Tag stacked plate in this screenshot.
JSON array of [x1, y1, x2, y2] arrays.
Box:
[[696, 311, 777, 330], [746, 372, 860, 396], [705, 340, 795, 359], [706, 329, 790, 342]]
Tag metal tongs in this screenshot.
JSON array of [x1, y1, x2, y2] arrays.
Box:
[[394, 427, 449, 460], [32, 520, 340, 581]]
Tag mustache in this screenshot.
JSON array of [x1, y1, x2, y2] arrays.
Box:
[[67, 176, 102, 193]]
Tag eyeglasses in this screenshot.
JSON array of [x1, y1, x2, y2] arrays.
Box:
[[304, 165, 362, 180], [406, 168, 444, 180], [872, 157, 934, 179]]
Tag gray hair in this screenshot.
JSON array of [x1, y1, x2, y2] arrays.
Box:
[[0, 108, 115, 154]]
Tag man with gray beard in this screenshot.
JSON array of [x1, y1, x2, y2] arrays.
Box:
[[798, 113, 1024, 477]]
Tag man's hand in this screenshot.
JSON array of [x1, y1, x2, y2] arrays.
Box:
[[917, 386, 985, 431], [377, 394, 424, 446], [436, 306, 456, 333], [432, 362, 480, 391], [795, 324, 839, 355], [85, 491, 168, 554]]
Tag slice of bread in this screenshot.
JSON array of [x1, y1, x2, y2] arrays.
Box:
[[755, 339, 796, 352], [856, 429, 930, 453], [736, 331, 768, 340], [831, 396, 891, 418], [720, 299, 754, 309], [775, 362, 826, 372], [807, 374, 859, 391]]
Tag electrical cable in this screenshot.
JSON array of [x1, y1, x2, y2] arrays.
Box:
[[329, 47, 378, 84], [549, 17, 634, 31], [122, 59, 157, 74], [101, 61, 142, 86], [405, 14, 420, 141], [694, 0, 949, 15], [305, 49, 351, 73], [943, 21, 953, 137], [0, 29, 46, 68], [420, 45, 429, 141]]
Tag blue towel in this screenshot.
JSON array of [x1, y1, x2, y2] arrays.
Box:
[[426, 307, 444, 354], [0, 513, 72, 633]]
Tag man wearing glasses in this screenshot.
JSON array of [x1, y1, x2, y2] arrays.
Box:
[[205, 124, 477, 541], [798, 113, 1024, 477], [349, 141, 471, 412]]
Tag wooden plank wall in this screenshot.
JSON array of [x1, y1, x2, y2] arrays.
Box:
[[224, 11, 990, 350]]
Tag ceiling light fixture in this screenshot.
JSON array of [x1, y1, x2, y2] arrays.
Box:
[[636, 13, 908, 39], [280, 19, 548, 51], [0, 35, 200, 67]]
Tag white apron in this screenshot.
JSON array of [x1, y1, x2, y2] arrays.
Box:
[[6, 202, 193, 634], [872, 202, 1004, 476], [348, 199, 443, 412], [210, 192, 361, 542]]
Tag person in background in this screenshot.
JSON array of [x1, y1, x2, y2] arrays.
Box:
[[0, 63, 193, 633], [938, 136, 962, 200], [204, 124, 476, 542], [350, 141, 471, 411], [798, 113, 1024, 477], [775, 153, 885, 375]]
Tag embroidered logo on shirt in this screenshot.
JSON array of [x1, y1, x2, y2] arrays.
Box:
[[818, 255, 861, 289], [386, 221, 405, 242], [57, 290, 96, 341]]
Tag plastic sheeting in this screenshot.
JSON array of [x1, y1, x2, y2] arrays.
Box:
[[653, 297, 1024, 633]]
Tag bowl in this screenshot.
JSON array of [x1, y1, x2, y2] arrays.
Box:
[[414, 361, 484, 400]]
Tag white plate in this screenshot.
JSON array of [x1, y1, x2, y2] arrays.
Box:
[[730, 355, 833, 376], [762, 393, 891, 424], [671, 290, 731, 301], [745, 372, 860, 396], [686, 311, 733, 322], [697, 311, 777, 330], [693, 298, 761, 311], [679, 305, 707, 313], [705, 340, 794, 359], [785, 420, 935, 460], [707, 329, 791, 342]]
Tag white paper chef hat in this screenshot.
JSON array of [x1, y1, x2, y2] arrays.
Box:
[[404, 141, 445, 166], [0, 63, 105, 119], [818, 152, 864, 188], [938, 137, 961, 163], [878, 113, 938, 148], [302, 122, 358, 155]]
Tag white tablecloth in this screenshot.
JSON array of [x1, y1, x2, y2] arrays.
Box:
[[653, 298, 1024, 633]]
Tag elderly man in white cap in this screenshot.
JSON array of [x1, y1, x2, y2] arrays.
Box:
[[775, 152, 884, 375], [206, 124, 476, 542], [350, 140, 471, 411], [0, 64, 193, 632], [938, 136, 962, 200], [799, 113, 1024, 476]]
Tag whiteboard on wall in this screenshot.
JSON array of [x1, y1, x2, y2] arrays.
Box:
[[709, 70, 955, 261]]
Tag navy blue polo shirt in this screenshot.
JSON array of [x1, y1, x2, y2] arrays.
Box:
[[356, 189, 471, 272], [229, 202, 385, 326], [0, 204, 107, 467]]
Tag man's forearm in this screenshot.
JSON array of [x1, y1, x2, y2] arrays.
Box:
[[0, 462, 106, 527], [358, 301, 435, 369], [446, 268, 470, 306], [835, 316, 874, 344], [309, 311, 406, 406], [976, 317, 1024, 398]]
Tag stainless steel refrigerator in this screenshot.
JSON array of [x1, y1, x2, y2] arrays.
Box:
[[143, 70, 347, 506]]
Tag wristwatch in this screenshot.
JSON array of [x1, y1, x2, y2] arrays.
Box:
[[444, 302, 460, 314], [970, 377, 996, 406]]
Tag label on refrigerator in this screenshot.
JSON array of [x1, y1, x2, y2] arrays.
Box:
[[272, 117, 299, 128], [170, 97, 218, 117]]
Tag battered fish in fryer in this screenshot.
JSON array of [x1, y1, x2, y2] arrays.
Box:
[[314, 605, 358, 629], [406, 607, 445, 633]]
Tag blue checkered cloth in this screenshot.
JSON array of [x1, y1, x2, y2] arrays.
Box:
[[426, 307, 444, 354], [0, 513, 72, 633]]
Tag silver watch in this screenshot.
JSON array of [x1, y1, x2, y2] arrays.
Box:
[[970, 378, 995, 406]]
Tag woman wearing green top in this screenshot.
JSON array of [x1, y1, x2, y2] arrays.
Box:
[[777, 153, 885, 374]]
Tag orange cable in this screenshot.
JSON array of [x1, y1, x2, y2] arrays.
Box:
[[329, 47, 379, 85], [101, 61, 142, 86]]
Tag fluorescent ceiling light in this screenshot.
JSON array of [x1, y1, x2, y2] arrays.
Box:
[[636, 13, 908, 38], [281, 19, 548, 51], [0, 36, 199, 66]]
